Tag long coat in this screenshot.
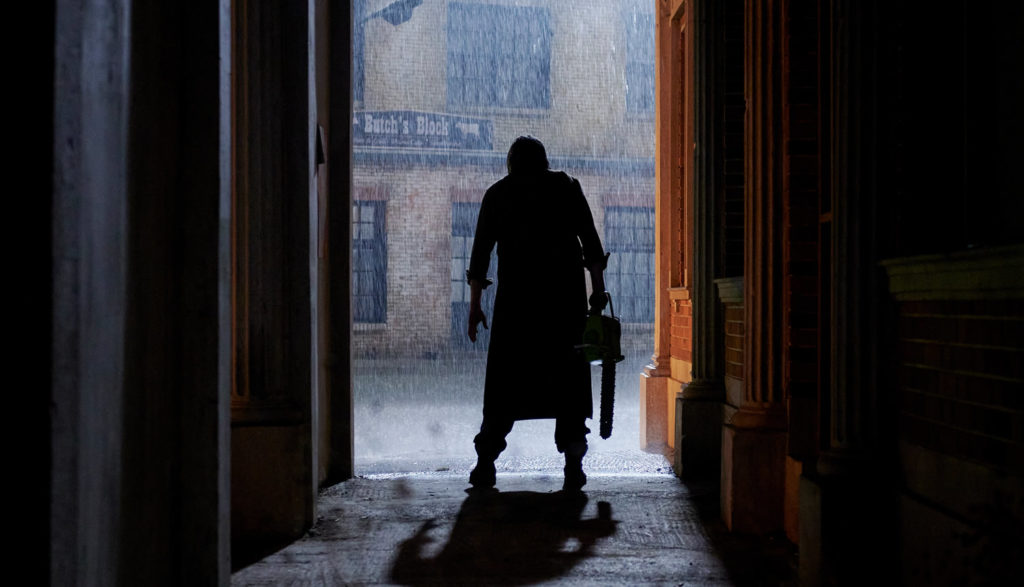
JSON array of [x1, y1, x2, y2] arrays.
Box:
[[467, 170, 605, 421]]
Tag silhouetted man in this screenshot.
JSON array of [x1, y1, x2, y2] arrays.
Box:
[[466, 135, 607, 492]]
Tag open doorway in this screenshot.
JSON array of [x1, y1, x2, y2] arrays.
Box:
[[350, 0, 663, 476]]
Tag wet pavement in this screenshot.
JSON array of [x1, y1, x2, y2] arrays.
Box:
[[232, 465, 797, 586], [353, 344, 652, 471], [232, 344, 797, 585]]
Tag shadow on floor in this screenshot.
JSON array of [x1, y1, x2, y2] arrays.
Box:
[[682, 477, 798, 587], [390, 489, 617, 585], [231, 536, 296, 573]]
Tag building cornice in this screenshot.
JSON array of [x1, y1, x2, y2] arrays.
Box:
[[714, 276, 744, 305], [353, 147, 655, 177], [881, 244, 1024, 301]]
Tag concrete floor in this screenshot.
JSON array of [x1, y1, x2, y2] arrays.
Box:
[[232, 461, 797, 586], [234, 342, 795, 585]]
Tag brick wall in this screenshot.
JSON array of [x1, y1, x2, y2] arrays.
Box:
[[353, 0, 657, 356], [353, 163, 651, 356], [670, 299, 692, 363], [724, 302, 745, 383], [361, 0, 655, 161], [896, 299, 1024, 472]]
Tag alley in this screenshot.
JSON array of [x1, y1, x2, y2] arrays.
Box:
[[43, 1, 1022, 585], [232, 467, 796, 586]]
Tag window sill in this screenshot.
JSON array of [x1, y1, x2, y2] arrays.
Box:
[[354, 322, 388, 332], [449, 105, 551, 119]]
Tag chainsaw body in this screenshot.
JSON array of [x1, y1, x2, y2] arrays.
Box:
[[576, 292, 624, 438]]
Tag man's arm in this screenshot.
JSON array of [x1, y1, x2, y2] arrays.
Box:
[[466, 189, 496, 342], [587, 256, 609, 314], [569, 177, 608, 313], [468, 278, 489, 342]]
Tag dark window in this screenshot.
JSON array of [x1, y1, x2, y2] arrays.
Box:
[[446, 2, 552, 109], [625, 9, 655, 113], [353, 201, 387, 323], [604, 206, 655, 323], [451, 202, 496, 347]]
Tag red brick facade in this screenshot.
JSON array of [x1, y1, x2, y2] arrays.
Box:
[[723, 303, 745, 382], [897, 299, 1024, 472], [669, 299, 692, 363]]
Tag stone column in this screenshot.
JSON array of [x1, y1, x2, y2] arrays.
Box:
[[676, 0, 725, 478], [819, 0, 879, 474], [230, 0, 317, 557], [799, 2, 891, 585], [721, 0, 787, 534], [642, 0, 685, 451], [51, 2, 132, 582], [325, 0, 355, 485], [51, 1, 233, 583]]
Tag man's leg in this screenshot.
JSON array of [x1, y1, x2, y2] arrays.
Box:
[[469, 416, 513, 488], [555, 417, 590, 491]]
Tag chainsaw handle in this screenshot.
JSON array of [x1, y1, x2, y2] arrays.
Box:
[[588, 290, 608, 315], [589, 291, 616, 319]]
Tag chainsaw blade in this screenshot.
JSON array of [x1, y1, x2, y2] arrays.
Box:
[[599, 359, 615, 439]]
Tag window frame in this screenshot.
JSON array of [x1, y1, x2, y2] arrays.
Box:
[[352, 199, 387, 324], [625, 7, 655, 116], [446, 2, 553, 112], [604, 205, 656, 323]]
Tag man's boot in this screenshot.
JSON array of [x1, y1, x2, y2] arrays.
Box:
[[562, 441, 588, 492], [469, 442, 502, 489]]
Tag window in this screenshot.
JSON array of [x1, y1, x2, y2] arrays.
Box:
[[625, 9, 655, 114], [450, 203, 476, 307], [604, 206, 655, 323], [353, 201, 387, 323], [447, 2, 552, 109], [450, 202, 496, 346]]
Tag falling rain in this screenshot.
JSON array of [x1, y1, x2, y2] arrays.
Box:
[[352, 0, 657, 474]]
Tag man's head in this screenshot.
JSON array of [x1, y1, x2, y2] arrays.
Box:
[[506, 135, 549, 176]]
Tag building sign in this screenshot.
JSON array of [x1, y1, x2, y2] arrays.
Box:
[[353, 110, 493, 151]]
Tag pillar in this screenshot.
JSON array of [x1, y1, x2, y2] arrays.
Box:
[[325, 0, 355, 484], [676, 0, 724, 478], [721, 0, 786, 534], [644, 0, 688, 452], [799, 1, 895, 584], [230, 0, 317, 563], [52, 0, 233, 584]]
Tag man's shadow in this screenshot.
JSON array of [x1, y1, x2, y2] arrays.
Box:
[[390, 490, 617, 585]]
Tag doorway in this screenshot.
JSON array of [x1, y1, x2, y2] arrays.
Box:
[[350, 0, 660, 475]]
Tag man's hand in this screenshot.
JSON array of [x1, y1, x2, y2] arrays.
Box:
[[589, 291, 608, 315], [468, 306, 489, 342]]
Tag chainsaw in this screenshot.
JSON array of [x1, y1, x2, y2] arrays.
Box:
[[577, 291, 625, 439]]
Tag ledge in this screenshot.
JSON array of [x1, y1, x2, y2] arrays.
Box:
[[667, 287, 690, 300], [881, 244, 1024, 301], [353, 147, 655, 177], [667, 287, 690, 312], [714, 276, 744, 304]]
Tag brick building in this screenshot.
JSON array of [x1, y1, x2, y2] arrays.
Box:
[[352, 0, 656, 356]]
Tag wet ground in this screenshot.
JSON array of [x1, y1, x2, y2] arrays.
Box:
[[353, 343, 653, 476], [232, 472, 797, 586], [232, 342, 797, 585]]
